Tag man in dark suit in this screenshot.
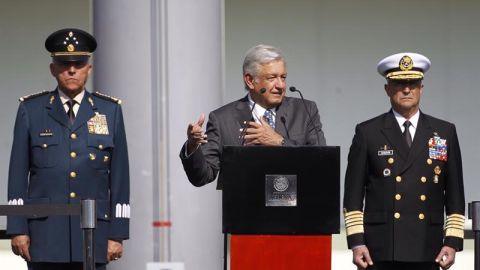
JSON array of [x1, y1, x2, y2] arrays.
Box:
[[343, 52, 465, 270], [180, 44, 326, 188], [7, 28, 130, 270]]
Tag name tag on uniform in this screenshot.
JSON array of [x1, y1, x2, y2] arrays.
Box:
[[39, 129, 53, 137], [378, 150, 393, 156], [87, 113, 109, 135]]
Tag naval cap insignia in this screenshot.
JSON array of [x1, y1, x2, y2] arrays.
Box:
[[399, 55, 413, 71]]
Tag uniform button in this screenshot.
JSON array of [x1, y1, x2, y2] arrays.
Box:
[[70, 171, 77, 178], [104, 214, 108, 219], [70, 133, 77, 139], [42, 144, 48, 148], [89, 153, 96, 160], [419, 213, 425, 220], [70, 192, 76, 198], [395, 194, 402, 200], [394, 212, 401, 219], [421, 176, 427, 183], [70, 152, 77, 158], [98, 144, 104, 150], [427, 159, 433, 165], [396, 176, 402, 182], [420, 195, 427, 201], [103, 156, 109, 162], [388, 158, 394, 164]]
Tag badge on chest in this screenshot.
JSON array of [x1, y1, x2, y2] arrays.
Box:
[[87, 112, 109, 135]]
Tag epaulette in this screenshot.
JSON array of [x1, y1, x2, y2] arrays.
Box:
[[92, 91, 122, 104], [19, 90, 49, 102]]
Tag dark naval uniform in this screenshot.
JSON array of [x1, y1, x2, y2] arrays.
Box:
[[344, 52, 465, 269], [7, 89, 130, 264]]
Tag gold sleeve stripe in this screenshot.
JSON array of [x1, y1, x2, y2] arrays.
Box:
[[447, 214, 465, 219], [445, 228, 464, 239], [446, 220, 465, 227], [344, 210, 363, 217], [346, 225, 364, 236]]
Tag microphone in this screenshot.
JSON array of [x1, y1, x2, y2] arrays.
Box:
[[280, 116, 290, 140], [239, 88, 266, 145], [289, 86, 321, 145]]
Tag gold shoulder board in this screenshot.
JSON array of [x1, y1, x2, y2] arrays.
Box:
[[19, 90, 49, 102], [92, 91, 122, 104]]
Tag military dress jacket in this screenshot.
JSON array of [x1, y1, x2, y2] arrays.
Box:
[[180, 95, 327, 188], [7, 89, 130, 264], [343, 111, 465, 262]]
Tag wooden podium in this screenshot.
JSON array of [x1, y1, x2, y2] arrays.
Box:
[[220, 146, 340, 270]]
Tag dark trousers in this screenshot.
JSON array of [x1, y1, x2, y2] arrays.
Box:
[[27, 262, 106, 270], [367, 262, 439, 270]]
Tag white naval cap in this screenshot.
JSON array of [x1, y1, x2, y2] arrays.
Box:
[[377, 52, 431, 80]]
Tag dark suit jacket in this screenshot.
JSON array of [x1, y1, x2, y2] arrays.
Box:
[[7, 90, 130, 263], [343, 111, 465, 262], [180, 95, 326, 188]]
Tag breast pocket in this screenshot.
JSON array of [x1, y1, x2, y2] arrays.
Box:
[[87, 135, 114, 170], [31, 136, 60, 168]]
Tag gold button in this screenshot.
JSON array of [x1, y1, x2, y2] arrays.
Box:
[[394, 212, 400, 219], [70, 152, 77, 158], [89, 153, 96, 160], [98, 144, 104, 150], [70, 133, 77, 139], [388, 158, 394, 164], [103, 156, 109, 162], [395, 194, 402, 200], [419, 213, 425, 220], [420, 195, 426, 201], [70, 171, 77, 178], [70, 192, 76, 198], [421, 176, 427, 183], [42, 144, 48, 148], [396, 176, 402, 182], [427, 159, 433, 165]]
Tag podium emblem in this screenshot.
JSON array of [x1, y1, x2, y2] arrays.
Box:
[[265, 175, 297, 207]]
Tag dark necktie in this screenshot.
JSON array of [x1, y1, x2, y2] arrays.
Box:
[[66, 100, 76, 124], [403, 120, 412, 148], [263, 109, 275, 129]]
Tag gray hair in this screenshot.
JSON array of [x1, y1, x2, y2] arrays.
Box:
[[242, 44, 285, 89]]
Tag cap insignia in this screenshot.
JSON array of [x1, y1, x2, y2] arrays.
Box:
[[399, 55, 414, 71], [67, 44, 75, 52], [68, 31, 73, 37]]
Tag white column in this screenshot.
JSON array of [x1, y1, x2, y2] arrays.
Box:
[[93, 0, 224, 270]]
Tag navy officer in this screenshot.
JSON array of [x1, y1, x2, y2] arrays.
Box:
[[343, 52, 465, 270], [7, 28, 130, 270]]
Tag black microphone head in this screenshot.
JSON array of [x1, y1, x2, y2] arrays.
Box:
[[289, 86, 297, 92], [260, 88, 266, 94]]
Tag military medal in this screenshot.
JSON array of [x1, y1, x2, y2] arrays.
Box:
[[87, 112, 109, 135], [39, 129, 53, 137], [428, 134, 448, 161], [383, 168, 391, 177], [433, 175, 439, 184]]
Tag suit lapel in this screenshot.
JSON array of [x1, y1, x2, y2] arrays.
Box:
[[71, 92, 96, 132], [46, 90, 70, 129], [380, 111, 409, 161], [275, 97, 290, 137], [399, 112, 432, 174]]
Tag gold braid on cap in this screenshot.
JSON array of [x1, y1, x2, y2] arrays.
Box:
[[445, 213, 465, 239], [344, 210, 364, 236]]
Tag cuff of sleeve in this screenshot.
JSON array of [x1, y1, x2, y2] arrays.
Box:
[[444, 236, 463, 252], [347, 233, 365, 249], [108, 218, 129, 240]]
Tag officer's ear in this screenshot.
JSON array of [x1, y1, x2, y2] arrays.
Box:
[[244, 73, 256, 90], [49, 62, 56, 77]]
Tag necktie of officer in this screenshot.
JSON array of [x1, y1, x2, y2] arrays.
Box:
[[403, 120, 412, 148], [66, 99, 76, 124], [263, 109, 275, 129]]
